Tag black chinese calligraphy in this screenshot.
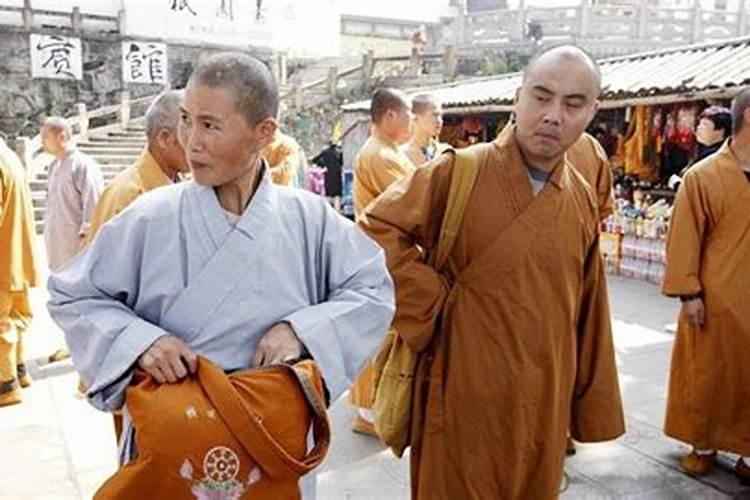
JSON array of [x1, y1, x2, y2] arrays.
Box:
[[256, 0, 263, 21], [124, 43, 167, 84], [170, 0, 197, 16], [217, 0, 234, 20], [35, 36, 77, 79]]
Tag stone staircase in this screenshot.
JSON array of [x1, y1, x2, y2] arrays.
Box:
[[30, 124, 147, 233]]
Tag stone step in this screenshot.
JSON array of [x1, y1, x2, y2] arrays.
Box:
[[86, 155, 139, 165], [79, 146, 143, 155], [86, 137, 145, 146]]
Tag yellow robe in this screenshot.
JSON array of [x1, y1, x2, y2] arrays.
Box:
[[403, 138, 450, 167], [263, 132, 302, 187], [85, 148, 172, 243], [0, 140, 39, 381], [359, 130, 624, 499], [566, 132, 615, 222], [662, 140, 750, 456], [350, 133, 415, 410]]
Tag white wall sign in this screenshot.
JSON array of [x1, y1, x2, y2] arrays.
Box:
[[122, 41, 168, 84], [123, 0, 340, 57], [29, 34, 83, 80]]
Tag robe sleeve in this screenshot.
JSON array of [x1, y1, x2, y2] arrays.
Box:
[[283, 202, 395, 400], [571, 234, 626, 442], [73, 157, 104, 237], [47, 214, 168, 412], [357, 155, 453, 353], [592, 140, 615, 222], [662, 171, 707, 297]]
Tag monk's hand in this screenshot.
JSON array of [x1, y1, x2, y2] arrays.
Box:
[[137, 335, 198, 384], [253, 322, 303, 367], [681, 298, 705, 329]]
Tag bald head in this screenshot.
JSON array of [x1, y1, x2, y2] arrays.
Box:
[[188, 52, 278, 126], [524, 45, 601, 93], [370, 88, 410, 124], [145, 90, 184, 142], [731, 87, 750, 135], [42, 116, 72, 137]]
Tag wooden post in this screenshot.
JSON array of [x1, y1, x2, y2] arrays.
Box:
[[691, 1, 702, 43], [77, 103, 89, 141], [739, 0, 748, 36], [442, 44, 457, 81], [117, 9, 126, 35], [327, 66, 339, 100], [579, 0, 591, 39], [22, 0, 32, 30], [14, 137, 31, 171], [362, 50, 374, 87], [292, 74, 304, 110], [119, 90, 131, 130], [278, 52, 288, 87], [72, 7, 83, 33], [637, 0, 648, 39]]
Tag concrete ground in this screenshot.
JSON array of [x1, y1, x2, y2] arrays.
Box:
[[1, 252, 749, 499]]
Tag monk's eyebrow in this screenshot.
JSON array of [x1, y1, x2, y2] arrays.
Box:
[[532, 85, 554, 95]]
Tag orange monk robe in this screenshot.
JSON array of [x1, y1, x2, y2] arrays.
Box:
[[662, 140, 750, 456], [263, 131, 302, 187], [359, 130, 624, 499], [350, 133, 415, 410], [566, 132, 615, 222], [403, 138, 450, 167], [85, 148, 174, 244], [499, 124, 614, 222], [0, 140, 39, 385]]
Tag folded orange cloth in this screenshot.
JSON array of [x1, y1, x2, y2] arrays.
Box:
[[95, 357, 330, 499]]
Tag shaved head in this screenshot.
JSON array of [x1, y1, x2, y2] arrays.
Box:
[[524, 45, 601, 93], [42, 116, 72, 137], [731, 87, 750, 135], [145, 90, 184, 142], [188, 52, 278, 126], [370, 88, 410, 124]]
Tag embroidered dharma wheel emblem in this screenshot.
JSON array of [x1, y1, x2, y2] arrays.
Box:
[[204, 446, 240, 482]]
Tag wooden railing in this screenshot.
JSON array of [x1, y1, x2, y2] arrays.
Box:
[[15, 90, 160, 179], [0, 2, 121, 34], [456, 2, 749, 52]]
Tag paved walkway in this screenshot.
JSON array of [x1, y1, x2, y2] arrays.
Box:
[[1, 264, 749, 498]]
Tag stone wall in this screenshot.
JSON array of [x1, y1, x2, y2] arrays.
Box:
[[0, 27, 270, 138]]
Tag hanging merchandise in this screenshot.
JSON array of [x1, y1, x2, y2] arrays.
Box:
[[622, 106, 658, 181]]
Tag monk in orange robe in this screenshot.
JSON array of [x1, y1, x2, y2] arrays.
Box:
[[661, 88, 750, 484], [86, 90, 189, 243], [0, 136, 40, 407], [262, 130, 303, 187], [359, 45, 625, 499], [350, 87, 414, 435], [403, 93, 449, 167]]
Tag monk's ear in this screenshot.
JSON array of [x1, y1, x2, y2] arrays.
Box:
[[256, 117, 278, 147], [743, 107, 750, 131], [514, 87, 521, 104]]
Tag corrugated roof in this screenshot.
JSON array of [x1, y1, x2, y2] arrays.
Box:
[[342, 36, 750, 112]]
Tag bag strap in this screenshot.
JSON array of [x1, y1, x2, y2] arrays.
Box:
[[430, 145, 487, 271]]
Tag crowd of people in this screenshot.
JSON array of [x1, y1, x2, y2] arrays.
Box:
[[0, 43, 748, 499]]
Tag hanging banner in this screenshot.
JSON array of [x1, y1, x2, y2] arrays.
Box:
[[30, 34, 83, 80], [122, 41, 168, 84]]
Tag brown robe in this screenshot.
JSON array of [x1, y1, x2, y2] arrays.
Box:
[[360, 130, 625, 499], [350, 132, 415, 410], [662, 140, 750, 456], [566, 132, 614, 222]]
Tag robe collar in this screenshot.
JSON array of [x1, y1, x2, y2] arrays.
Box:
[[194, 161, 275, 246], [492, 124, 566, 190], [722, 138, 750, 178]]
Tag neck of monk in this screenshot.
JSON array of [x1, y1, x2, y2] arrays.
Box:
[[148, 145, 178, 182], [373, 126, 398, 147], [411, 129, 433, 149], [215, 155, 263, 215], [731, 134, 750, 171]]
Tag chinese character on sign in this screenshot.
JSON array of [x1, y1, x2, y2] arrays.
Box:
[[216, 0, 233, 20], [170, 0, 197, 15], [29, 34, 83, 80], [122, 42, 168, 85]]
